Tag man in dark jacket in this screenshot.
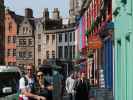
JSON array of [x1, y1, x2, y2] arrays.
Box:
[[74, 71, 90, 100]]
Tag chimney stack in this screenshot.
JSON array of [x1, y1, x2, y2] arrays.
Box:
[[43, 8, 49, 19], [25, 8, 33, 18], [52, 8, 60, 20]]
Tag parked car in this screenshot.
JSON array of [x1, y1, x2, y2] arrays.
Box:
[[0, 66, 22, 100]]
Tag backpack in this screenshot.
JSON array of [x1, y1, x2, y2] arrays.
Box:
[[16, 75, 36, 100]]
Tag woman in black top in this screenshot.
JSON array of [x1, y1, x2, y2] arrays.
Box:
[[36, 70, 53, 100]]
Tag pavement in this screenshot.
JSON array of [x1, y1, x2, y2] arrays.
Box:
[[62, 88, 114, 100]]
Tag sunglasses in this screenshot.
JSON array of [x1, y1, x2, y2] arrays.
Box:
[[37, 74, 43, 77], [27, 69, 32, 71]]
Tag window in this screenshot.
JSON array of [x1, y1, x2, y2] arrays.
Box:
[[58, 46, 63, 58], [69, 46, 72, 59], [8, 22, 12, 32], [28, 39, 32, 46], [23, 27, 25, 34], [46, 51, 49, 59], [23, 52, 26, 58], [7, 49, 11, 56], [52, 35, 55, 44], [19, 51, 26, 58], [64, 46, 68, 58], [121, 0, 127, 4], [19, 52, 23, 58], [28, 52, 32, 58], [13, 36, 16, 43], [19, 39, 23, 46], [73, 46, 75, 58], [8, 62, 12, 66], [19, 39, 26, 46], [73, 32, 75, 41], [38, 59, 41, 65], [69, 32, 72, 42], [38, 34, 41, 39], [38, 45, 41, 52], [65, 33, 68, 42], [8, 36, 11, 43], [52, 50, 55, 59], [46, 35, 49, 44], [23, 39, 26, 45], [59, 34, 62, 42], [13, 49, 16, 56]]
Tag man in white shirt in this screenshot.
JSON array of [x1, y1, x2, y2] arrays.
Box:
[[65, 73, 75, 100], [19, 64, 46, 100]]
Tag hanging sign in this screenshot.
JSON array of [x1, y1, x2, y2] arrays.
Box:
[[88, 35, 102, 49]]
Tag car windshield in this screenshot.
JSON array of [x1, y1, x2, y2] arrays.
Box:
[[0, 72, 20, 97]]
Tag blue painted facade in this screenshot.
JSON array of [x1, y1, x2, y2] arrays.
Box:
[[103, 37, 113, 89]]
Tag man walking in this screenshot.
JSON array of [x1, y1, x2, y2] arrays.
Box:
[[74, 71, 90, 100], [65, 73, 75, 100]]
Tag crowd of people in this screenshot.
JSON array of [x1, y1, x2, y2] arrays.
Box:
[[19, 64, 53, 100], [18, 64, 90, 100]]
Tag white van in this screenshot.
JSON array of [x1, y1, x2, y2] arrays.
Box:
[[0, 66, 22, 100]]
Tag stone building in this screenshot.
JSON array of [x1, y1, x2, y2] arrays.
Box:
[[0, 0, 5, 64], [35, 8, 62, 68], [5, 9, 23, 65], [16, 8, 35, 70]]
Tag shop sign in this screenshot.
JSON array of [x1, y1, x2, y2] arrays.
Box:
[[88, 35, 102, 49]]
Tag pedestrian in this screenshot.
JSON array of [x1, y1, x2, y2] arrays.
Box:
[[65, 72, 75, 100], [74, 71, 90, 100], [36, 70, 53, 100], [19, 64, 46, 100]]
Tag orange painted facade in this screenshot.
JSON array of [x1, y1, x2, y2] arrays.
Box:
[[5, 10, 17, 65]]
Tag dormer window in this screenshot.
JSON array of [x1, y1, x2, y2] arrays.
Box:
[[8, 22, 12, 32]]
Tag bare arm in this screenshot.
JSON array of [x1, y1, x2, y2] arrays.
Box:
[[21, 89, 46, 100]]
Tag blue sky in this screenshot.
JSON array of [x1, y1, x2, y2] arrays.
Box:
[[5, 0, 69, 18]]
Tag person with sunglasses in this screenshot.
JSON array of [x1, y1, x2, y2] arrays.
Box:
[[36, 70, 53, 100], [19, 64, 46, 100]]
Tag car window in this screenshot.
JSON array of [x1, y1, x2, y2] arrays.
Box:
[[0, 72, 20, 97]]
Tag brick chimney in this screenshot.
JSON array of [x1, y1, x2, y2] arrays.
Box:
[[25, 8, 33, 18]]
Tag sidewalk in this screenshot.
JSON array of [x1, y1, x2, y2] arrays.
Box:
[[89, 87, 114, 100], [62, 87, 114, 100]]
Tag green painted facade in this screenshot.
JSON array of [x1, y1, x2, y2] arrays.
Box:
[[113, 0, 133, 100]]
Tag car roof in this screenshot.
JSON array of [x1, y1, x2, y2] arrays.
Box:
[[0, 66, 21, 74]]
